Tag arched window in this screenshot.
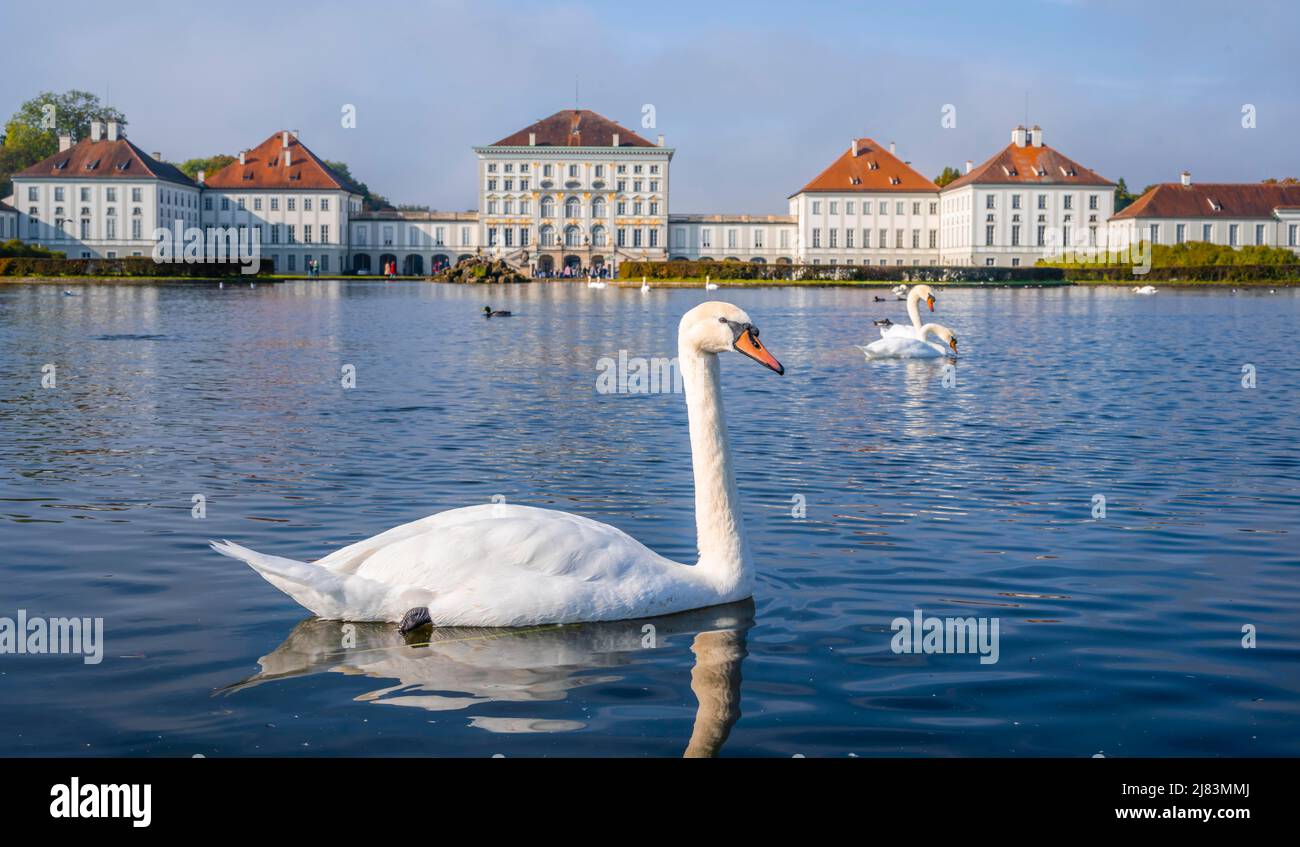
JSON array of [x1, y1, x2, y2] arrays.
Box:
[[540, 196, 555, 218], [592, 197, 606, 219], [591, 225, 606, 247], [564, 225, 582, 247], [564, 197, 582, 219], [540, 225, 555, 247]]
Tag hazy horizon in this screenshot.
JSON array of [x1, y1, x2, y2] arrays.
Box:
[[2, 0, 1296, 212]]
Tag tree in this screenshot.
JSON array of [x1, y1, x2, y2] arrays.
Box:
[[1114, 177, 1137, 212], [1, 90, 127, 197], [934, 166, 962, 188], [325, 160, 392, 210], [1261, 177, 1299, 184], [177, 154, 237, 181]]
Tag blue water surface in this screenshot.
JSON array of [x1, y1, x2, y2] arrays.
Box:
[[0, 280, 1296, 756]]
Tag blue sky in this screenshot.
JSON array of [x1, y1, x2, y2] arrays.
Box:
[[2, 0, 1296, 211]]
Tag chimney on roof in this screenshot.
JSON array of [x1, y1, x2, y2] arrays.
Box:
[[152, 151, 162, 161], [1031, 125, 1043, 147], [292, 129, 299, 139], [283, 149, 291, 167], [612, 133, 620, 147], [282, 131, 290, 148], [528, 132, 536, 146], [90, 121, 103, 142], [239, 151, 246, 165], [965, 160, 973, 174], [58, 134, 73, 152], [197, 170, 205, 185], [1181, 170, 1191, 187], [657, 134, 665, 147], [851, 139, 859, 157], [889, 141, 896, 156], [106, 120, 119, 141], [1012, 125, 1027, 147]]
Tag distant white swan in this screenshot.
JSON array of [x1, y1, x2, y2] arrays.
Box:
[[587, 278, 607, 289], [1132, 285, 1157, 295], [641, 276, 651, 293], [877, 284, 936, 340], [859, 323, 957, 359], [213, 302, 785, 630], [705, 275, 719, 291]]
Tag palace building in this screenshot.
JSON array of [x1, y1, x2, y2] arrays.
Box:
[[4, 109, 1295, 274], [940, 125, 1115, 267]]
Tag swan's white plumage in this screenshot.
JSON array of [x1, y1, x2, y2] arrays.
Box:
[[857, 335, 949, 359], [213, 301, 775, 628]]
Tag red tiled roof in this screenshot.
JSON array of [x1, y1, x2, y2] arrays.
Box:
[[15, 138, 194, 186], [1112, 182, 1300, 219], [944, 142, 1113, 190], [487, 110, 655, 148], [204, 131, 359, 191], [794, 138, 937, 195]]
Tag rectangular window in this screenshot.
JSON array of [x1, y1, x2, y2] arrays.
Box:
[[1037, 194, 1046, 210], [288, 225, 296, 243], [633, 229, 643, 247], [1011, 195, 1021, 209], [862, 229, 870, 248], [879, 229, 887, 249], [271, 198, 279, 211], [1064, 195, 1074, 210], [1011, 225, 1020, 246], [1290, 224, 1298, 247], [649, 229, 659, 247], [911, 229, 920, 249], [829, 201, 838, 214], [321, 199, 329, 212], [1203, 223, 1213, 241], [221, 198, 230, 211], [812, 228, 821, 248], [811, 201, 820, 214], [701, 229, 712, 248], [829, 229, 837, 248], [304, 198, 312, 212], [928, 229, 937, 249], [1175, 223, 1185, 244], [845, 229, 853, 248], [321, 225, 329, 243], [287, 198, 296, 211], [912, 202, 920, 215], [1255, 223, 1266, 245], [985, 194, 995, 209], [986, 225, 995, 246], [1089, 194, 1098, 210]]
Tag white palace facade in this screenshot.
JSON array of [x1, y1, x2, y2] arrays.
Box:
[[5, 109, 1297, 274]]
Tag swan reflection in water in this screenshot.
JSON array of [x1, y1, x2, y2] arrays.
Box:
[[222, 600, 753, 757]]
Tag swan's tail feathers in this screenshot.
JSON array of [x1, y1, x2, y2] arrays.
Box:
[[210, 539, 376, 621]]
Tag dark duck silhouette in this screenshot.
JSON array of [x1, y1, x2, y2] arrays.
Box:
[[483, 306, 512, 318]]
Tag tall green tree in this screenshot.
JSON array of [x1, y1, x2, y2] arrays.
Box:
[[325, 160, 392, 210], [1114, 177, 1136, 212], [1, 90, 127, 197], [934, 166, 962, 188], [177, 154, 237, 181]]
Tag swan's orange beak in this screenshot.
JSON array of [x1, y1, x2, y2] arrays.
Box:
[[926, 294, 936, 312], [948, 336, 959, 353], [735, 327, 784, 375]]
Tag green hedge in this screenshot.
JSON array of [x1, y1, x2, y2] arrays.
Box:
[[0, 256, 272, 277], [0, 239, 65, 259], [1064, 264, 1300, 282], [1042, 242, 1300, 269], [618, 260, 1064, 283]]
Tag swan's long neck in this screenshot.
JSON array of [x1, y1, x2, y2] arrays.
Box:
[[678, 342, 752, 596], [907, 288, 924, 332]]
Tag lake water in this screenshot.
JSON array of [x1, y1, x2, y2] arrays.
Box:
[[1, 280, 1297, 757]]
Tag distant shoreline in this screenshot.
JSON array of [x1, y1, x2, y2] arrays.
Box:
[[2, 276, 1295, 289]]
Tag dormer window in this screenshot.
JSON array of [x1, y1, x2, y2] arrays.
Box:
[[868, 161, 879, 170], [116, 161, 129, 171], [889, 176, 900, 185], [53, 159, 69, 171], [1059, 166, 1077, 177], [1208, 198, 1222, 212], [1002, 165, 1018, 177], [84, 159, 100, 171]]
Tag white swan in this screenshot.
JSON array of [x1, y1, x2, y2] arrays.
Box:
[[1132, 285, 1157, 295], [877, 284, 936, 340], [212, 301, 784, 630], [641, 276, 651, 293], [858, 322, 957, 359], [704, 275, 719, 291], [587, 278, 607, 289]]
